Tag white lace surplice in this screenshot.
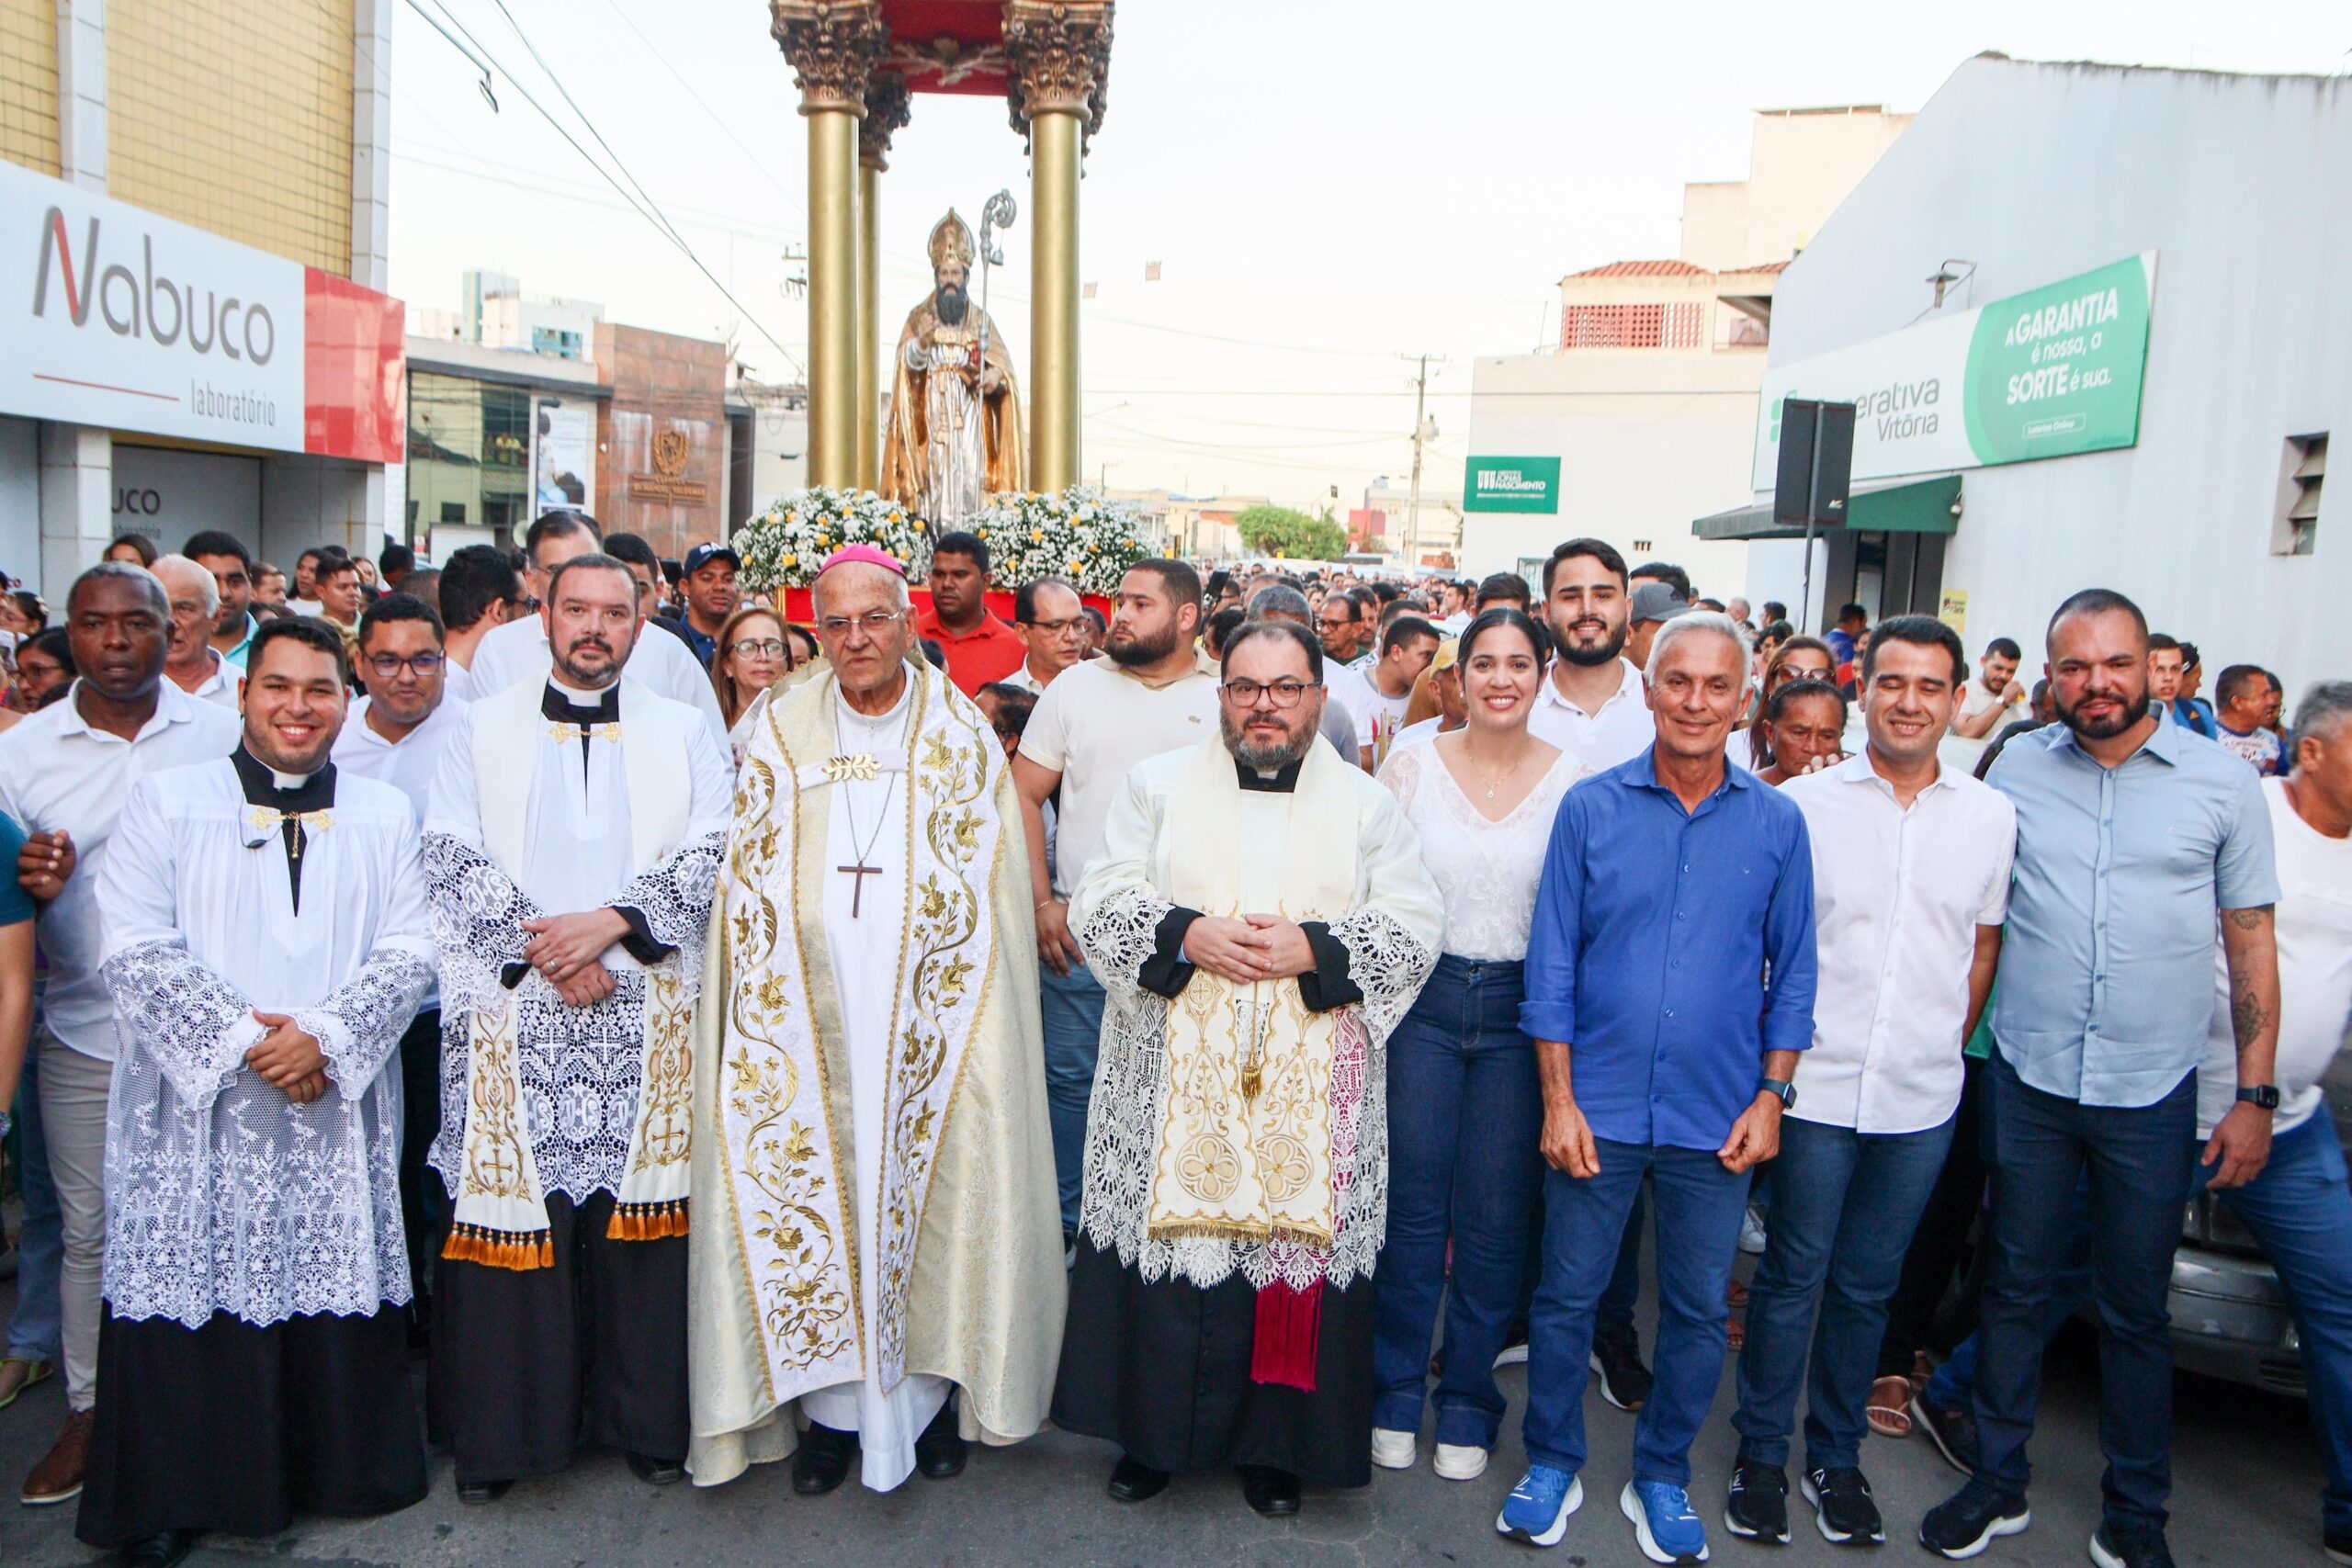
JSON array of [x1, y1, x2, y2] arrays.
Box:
[[1068, 748, 1442, 1293], [1374, 742, 1586, 962], [96, 760, 435, 1328]]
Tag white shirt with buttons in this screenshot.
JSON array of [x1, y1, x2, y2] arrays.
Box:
[[1525, 657, 1655, 776]]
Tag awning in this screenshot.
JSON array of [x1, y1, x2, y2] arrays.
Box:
[[1692, 473, 1962, 542]]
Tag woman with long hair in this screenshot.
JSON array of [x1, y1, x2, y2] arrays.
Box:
[[1743, 635, 1837, 770], [1368, 608, 1586, 1484], [710, 604, 794, 745], [1753, 678, 1848, 786]]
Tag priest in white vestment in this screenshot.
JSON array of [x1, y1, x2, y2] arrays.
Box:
[[688, 546, 1063, 1495], [1055, 619, 1442, 1518], [424, 552, 729, 1498], [80, 619, 434, 1561]]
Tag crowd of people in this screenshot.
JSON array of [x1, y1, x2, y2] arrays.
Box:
[[0, 515, 2338, 1568]]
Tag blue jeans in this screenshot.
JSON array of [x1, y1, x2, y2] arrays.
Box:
[[7, 1038, 62, 1364], [1733, 1111, 1954, 1471], [1371, 956, 1544, 1450], [1524, 1139, 1751, 1483], [1973, 1052, 2197, 1529], [1038, 958, 1106, 1234]]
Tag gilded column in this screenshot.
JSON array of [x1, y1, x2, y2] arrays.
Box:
[[772, 1, 886, 489], [856, 73, 910, 491], [1006, 1, 1114, 495]]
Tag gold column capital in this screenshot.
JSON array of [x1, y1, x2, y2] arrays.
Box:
[[770, 0, 888, 117], [1004, 0, 1114, 141], [857, 72, 911, 171]]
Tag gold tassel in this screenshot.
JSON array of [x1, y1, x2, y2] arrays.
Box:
[[442, 1223, 555, 1272], [606, 1199, 691, 1242]]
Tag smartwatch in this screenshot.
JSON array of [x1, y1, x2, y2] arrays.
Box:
[[2236, 1084, 2281, 1110], [1758, 1076, 1797, 1110]]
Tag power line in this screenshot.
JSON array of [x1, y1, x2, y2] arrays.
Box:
[[600, 0, 795, 203]]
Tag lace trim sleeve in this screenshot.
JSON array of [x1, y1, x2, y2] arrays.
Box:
[[1328, 908, 1439, 1049], [291, 949, 434, 1098], [606, 829, 725, 955], [424, 830, 541, 1026], [1075, 884, 1177, 991], [100, 938, 257, 1109]]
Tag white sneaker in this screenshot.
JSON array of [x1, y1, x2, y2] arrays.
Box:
[[1739, 1203, 1769, 1256], [1434, 1442, 1489, 1482], [1370, 1427, 1418, 1470], [1493, 1339, 1531, 1369]]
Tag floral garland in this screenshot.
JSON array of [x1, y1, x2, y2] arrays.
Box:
[[964, 487, 1148, 596], [732, 487, 925, 592]]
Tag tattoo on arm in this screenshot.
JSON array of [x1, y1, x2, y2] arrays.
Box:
[[2231, 972, 2271, 1050], [2225, 905, 2274, 931]]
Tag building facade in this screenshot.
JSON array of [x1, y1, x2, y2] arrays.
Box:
[[1, 0, 402, 594]]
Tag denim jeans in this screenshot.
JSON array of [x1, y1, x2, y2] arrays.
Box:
[[1733, 1111, 1955, 1471], [1038, 959, 1107, 1233], [1371, 955, 1544, 1450], [1523, 1139, 1750, 1483], [6, 1037, 63, 1364], [1973, 1052, 2196, 1529], [1520, 1179, 1643, 1332]]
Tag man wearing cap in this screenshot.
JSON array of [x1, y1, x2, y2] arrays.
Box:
[[687, 544, 1062, 1495], [1625, 582, 1693, 676], [674, 544, 741, 670]]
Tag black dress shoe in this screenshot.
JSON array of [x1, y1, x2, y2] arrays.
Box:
[[792, 1421, 856, 1495], [120, 1530, 198, 1568], [627, 1451, 685, 1486], [914, 1398, 966, 1480], [1238, 1463, 1301, 1517], [1107, 1453, 1171, 1502], [456, 1479, 512, 1506]]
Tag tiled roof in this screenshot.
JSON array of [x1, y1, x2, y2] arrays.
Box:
[[1566, 259, 1709, 278]]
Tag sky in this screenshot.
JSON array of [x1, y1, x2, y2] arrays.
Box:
[[386, 0, 2351, 514]]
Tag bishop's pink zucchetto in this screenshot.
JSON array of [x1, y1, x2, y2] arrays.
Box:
[[814, 544, 907, 579]]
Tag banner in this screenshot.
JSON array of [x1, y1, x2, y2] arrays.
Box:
[[1, 161, 402, 463], [1752, 253, 2155, 491], [1464, 455, 1560, 513], [533, 397, 594, 511]]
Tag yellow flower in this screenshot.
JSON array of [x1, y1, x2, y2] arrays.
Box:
[[783, 554, 797, 568]]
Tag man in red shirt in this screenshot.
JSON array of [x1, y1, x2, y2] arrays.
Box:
[[915, 531, 1026, 695]]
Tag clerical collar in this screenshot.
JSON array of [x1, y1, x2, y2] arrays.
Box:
[[1234, 755, 1304, 794], [231, 745, 335, 811], [541, 681, 621, 726]]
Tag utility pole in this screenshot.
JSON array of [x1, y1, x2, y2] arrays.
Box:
[[1401, 354, 1442, 570]]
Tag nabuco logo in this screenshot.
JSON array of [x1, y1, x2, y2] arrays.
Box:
[[32, 207, 277, 364]]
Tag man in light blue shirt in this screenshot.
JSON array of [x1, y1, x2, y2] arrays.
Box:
[[185, 530, 258, 671], [1921, 589, 2280, 1568]]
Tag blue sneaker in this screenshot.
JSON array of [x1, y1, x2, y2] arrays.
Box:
[[1496, 1465, 1584, 1548], [1622, 1479, 1710, 1564]]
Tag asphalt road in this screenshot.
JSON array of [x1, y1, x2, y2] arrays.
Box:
[[0, 1277, 2323, 1567]]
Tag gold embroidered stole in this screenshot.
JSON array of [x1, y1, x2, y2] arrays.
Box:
[[1147, 737, 1361, 1250]]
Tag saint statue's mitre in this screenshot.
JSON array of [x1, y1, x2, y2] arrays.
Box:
[[929, 209, 978, 275]]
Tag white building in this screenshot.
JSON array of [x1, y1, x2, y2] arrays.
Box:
[[461, 268, 604, 361], [1459, 106, 1910, 598], [1722, 55, 2348, 694]]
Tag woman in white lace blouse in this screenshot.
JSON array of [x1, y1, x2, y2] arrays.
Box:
[[1368, 607, 1586, 1483]]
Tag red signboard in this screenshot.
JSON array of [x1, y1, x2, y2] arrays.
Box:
[[302, 269, 406, 465]]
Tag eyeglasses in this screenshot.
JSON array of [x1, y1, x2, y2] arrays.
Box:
[[365, 652, 444, 679], [1019, 615, 1086, 637], [816, 609, 906, 639], [1221, 678, 1319, 709], [728, 637, 787, 658], [511, 595, 541, 615]]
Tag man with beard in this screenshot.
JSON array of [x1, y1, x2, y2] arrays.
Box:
[[1942, 637, 2029, 773], [76, 619, 434, 1568], [1014, 561, 1218, 1247], [423, 554, 730, 1502], [880, 211, 1023, 530], [1241, 586, 1364, 761], [1054, 619, 1441, 1517], [1528, 539, 1655, 775], [1921, 589, 2279, 1568]]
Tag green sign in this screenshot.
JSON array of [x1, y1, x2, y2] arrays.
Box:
[[1464, 456, 1560, 513], [1961, 254, 2153, 465]]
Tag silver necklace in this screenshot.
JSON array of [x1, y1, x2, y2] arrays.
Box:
[[832, 695, 910, 919]]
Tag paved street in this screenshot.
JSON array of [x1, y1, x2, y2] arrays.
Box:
[[0, 1264, 2324, 1568]]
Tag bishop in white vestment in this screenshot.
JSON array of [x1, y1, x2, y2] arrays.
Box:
[[1054, 622, 1441, 1517], [423, 556, 729, 1494], [79, 621, 434, 1557], [688, 547, 1063, 1495]]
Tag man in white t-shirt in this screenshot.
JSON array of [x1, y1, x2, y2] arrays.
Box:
[[1013, 561, 1219, 1241], [1330, 615, 1439, 772], [2213, 664, 2286, 776], [1938, 637, 2027, 773]]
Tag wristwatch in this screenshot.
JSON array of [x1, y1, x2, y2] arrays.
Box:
[[1757, 1076, 1797, 1110], [2236, 1084, 2281, 1110]]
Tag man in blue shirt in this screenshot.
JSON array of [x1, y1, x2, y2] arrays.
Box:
[[1921, 589, 2280, 1568], [1500, 611, 1817, 1562]]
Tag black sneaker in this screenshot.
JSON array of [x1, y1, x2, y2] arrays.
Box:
[[1912, 1390, 1981, 1475], [1589, 1322, 1653, 1411], [1804, 1467, 1884, 1546], [2090, 1519, 2177, 1568], [1920, 1475, 2030, 1559], [1724, 1461, 1790, 1544]]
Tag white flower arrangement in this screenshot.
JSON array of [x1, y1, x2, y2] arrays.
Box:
[[962, 487, 1148, 596], [732, 487, 926, 592]]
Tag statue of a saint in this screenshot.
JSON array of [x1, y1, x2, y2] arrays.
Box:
[[881, 210, 1023, 531]]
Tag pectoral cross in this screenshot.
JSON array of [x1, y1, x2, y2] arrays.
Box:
[[838, 859, 882, 919]]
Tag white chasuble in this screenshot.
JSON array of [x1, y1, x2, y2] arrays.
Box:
[[686, 663, 1065, 1489]]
